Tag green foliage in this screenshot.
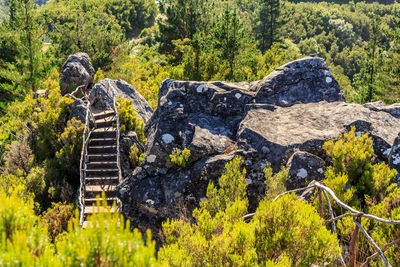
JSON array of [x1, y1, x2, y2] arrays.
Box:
[[161, 156, 341, 266], [254, 194, 341, 266], [167, 148, 192, 168], [0, 188, 160, 265], [26, 165, 46, 197], [368, 186, 400, 265], [42, 0, 124, 69], [263, 164, 289, 199], [323, 126, 396, 206], [0, 0, 51, 96], [254, 0, 283, 53], [129, 143, 144, 168], [0, 187, 55, 266], [55, 198, 159, 266], [116, 97, 146, 143], [93, 68, 104, 84]]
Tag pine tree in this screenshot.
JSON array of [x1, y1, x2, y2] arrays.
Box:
[[353, 15, 384, 103], [212, 5, 243, 80], [254, 0, 282, 53], [0, 0, 50, 94]]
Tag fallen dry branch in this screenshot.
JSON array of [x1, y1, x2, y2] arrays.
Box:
[[353, 219, 390, 267], [242, 181, 400, 266], [361, 238, 400, 267]]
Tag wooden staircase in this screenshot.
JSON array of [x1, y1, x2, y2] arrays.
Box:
[[80, 109, 121, 228]]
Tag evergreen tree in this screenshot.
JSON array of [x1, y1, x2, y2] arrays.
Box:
[[353, 15, 385, 103], [157, 0, 211, 53], [212, 5, 243, 80], [254, 0, 282, 53], [0, 0, 50, 95]]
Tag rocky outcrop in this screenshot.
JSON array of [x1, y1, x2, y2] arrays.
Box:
[[117, 56, 400, 236], [286, 152, 325, 190], [253, 56, 345, 106], [59, 53, 95, 96], [89, 79, 153, 123]]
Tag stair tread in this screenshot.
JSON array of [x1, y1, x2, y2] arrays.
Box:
[[85, 185, 117, 192], [84, 197, 118, 201], [87, 161, 118, 165], [84, 206, 117, 214], [86, 168, 119, 172], [86, 176, 119, 179], [93, 127, 116, 132], [90, 137, 117, 141], [88, 153, 117, 156], [95, 118, 116, 123], [88, 145, 117, 148]]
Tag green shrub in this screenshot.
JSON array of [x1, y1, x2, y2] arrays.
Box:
[[55, 197, 160, 266], [117, 97, 146, 143], [0, 188, 56, 266], [263, 164, 289, 199], [93, 68, 105, 84], [323, 126, 396, 206], [129, 143, 144, 168], [161, 156, 341, 266], [167, 148, 192, 168], [254, 194, 341, 266], [26, 165, 46, 198]]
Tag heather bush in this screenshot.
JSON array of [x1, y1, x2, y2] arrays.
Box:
[[129, 143, 144, 168], [117, 97, 146, 143], [167, 148, 192, 168], [55, 198, 160, 266], [263, 164, 289, 199], [161, 156, 341, 266], [41, 203, 74, 243]]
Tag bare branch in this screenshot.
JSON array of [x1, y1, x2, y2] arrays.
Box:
[[361, 238, 400, 267], [323, 213, 360, 225], [273, 184, 317, 201], [353, 219, 391, 267], [315, 183, 400, 225]]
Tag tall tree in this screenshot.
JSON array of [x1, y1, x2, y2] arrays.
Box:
[[212, 5, 243, 80], [353, 15, 384, 103], [0, 0, 50, 94], [157, 0, 211, 53], [254, 0, 282, 53]]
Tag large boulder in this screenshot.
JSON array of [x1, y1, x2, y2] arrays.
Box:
[[89, 79, 153, 123], [117, 56, 400, 237], [253, 56, 345, 106], [237, 102, 400, 171], [59, 53, 95, 96], [364, 101, 400, 120]]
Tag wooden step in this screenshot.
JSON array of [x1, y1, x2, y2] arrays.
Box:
[[88, 145, 117, 154], [85, 185, 117, 198], [86, 161, 118, 169], [85, 176, 119, 185], [95, 118, 116, 128], [91, 128, 116, 138], [84, 206, 117, 215], [93, 110, 115, 120], [84, 197, 118, 206], [86, 168, 119, 177], [88, 153, 117, 162], [89, 138, 117, 146]]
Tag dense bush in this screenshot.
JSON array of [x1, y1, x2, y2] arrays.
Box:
[[160, 156, 341, 265], [0, 187, 160, 266], [117, 97, 146, 143]]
